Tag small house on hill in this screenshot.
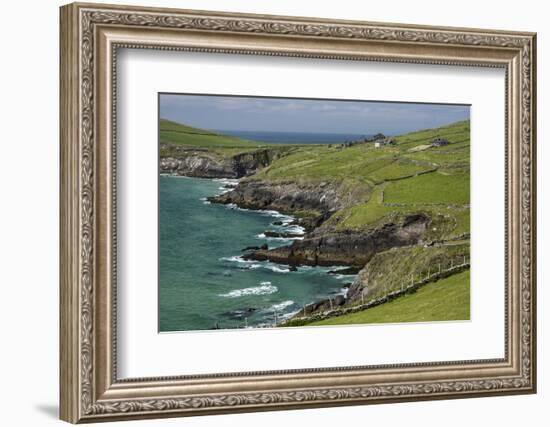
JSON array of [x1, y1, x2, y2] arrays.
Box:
[[375, 137, 396, 148], [364, 133, 386, 143], [338, 133, 394, 149], [431, 137, 450, 147]]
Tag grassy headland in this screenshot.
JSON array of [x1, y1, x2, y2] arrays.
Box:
[[160, 119, 265, 149]]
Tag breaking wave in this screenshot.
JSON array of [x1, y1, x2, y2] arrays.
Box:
[[219, 282, 278, 298]]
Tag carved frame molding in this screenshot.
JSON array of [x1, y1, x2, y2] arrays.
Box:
[[60, 2, 536, 423]]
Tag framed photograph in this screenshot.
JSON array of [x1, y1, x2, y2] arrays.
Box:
[[60, 2, 537, 423]]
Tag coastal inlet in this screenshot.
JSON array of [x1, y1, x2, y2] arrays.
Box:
[[159, 175, 356, 332]]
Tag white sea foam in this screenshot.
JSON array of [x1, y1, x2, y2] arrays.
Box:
[[236, 263, 261, 270], [217, 186, 235, 194], [267, 300, 294, 312], [213, 178, 239, 184], [269, 266, 290, 273], [162, 174, 190, 179], [255, 233, 304, 241], [283, 225, 306, 234], [260, 210, 280, 217], [259, 210, 293, 220], [314, 265, 349, 274], [219, 282, 278, 298], [224, 203, 251, 212], [220, 255, 255, 264]]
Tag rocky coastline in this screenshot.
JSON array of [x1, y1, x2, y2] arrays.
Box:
[[240, 214, 428, 267], [161, 150, 465, 325]]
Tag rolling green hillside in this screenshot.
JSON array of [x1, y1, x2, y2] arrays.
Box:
[[160, 119, 272, 156], [250, 120, 469, 182], [306, 270, 470, 326], [253, 120, 470, 239]]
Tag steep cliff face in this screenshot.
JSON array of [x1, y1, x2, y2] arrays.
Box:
[[243, 214, 430, 267], [159, 148, 284, 179], [160, 153, 235, 178], [231, 150, 280, 177]]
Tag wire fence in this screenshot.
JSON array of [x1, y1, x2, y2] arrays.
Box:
[[281, 256, 470, 325]]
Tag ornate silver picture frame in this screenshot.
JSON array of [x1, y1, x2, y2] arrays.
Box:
[[60, 2, 536, 423]]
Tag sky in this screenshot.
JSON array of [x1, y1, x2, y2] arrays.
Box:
[[159, 93, 470, 136]]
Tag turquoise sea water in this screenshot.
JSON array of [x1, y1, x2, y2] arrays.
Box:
[[159, 176, 355, 332]]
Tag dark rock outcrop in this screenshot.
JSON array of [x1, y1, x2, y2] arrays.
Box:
[[222, 307, 257, 320], [243, 214, 430, 267], [263, 231, 304, 239], [208, 180, 344, 220], [328, 266, 362, 275], [299, 293, 348, 317]]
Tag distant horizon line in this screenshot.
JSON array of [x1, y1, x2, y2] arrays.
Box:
[[217, 129, 383, 136], [160, 117, 470, 137]]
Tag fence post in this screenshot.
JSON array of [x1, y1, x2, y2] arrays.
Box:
[[451, 258, 454, 269], [329, 298, 333, 311], [244, 317, 247, 328], [361, 293, 364, 305], [438, 263, 441, 274], [463, 255, 466, 265]]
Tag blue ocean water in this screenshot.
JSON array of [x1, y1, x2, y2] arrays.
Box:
[[159, 176, 355, 332], [217, 130, 371, 145]]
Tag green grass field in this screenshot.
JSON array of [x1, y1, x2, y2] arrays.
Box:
[[383, 171, 470, 205], [306, 270, 470, 326]]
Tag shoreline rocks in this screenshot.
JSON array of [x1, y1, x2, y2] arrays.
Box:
[[243, 214, 430, 268], [328, 267, 362, 275], [208, 180, 344, 214], [207, 180, 349, 232], [262, 231, 304, 239]]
